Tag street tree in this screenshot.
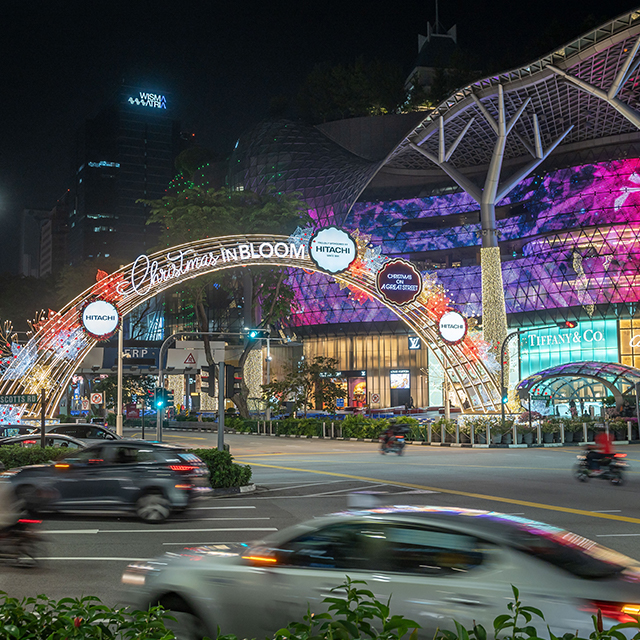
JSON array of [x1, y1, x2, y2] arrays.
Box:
[[262, 356, 345, 416], [140, 186, 311, 417], [92, 374, 156, 409]]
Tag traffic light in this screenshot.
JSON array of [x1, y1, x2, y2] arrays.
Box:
[[558, 320, 578, 329], [154, 387, 166, 409], [206, 363, 217, 398], [225, 366, 243, 398], [245, 328, 270, 340], [165, 389, 174, 409], [502, 392, 509, 404]]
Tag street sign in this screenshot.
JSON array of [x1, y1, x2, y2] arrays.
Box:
[[90, 392, 103, 405], [81, 398, 90, 411], [371, 393, 380, 404], [0, 394, 38, 404]]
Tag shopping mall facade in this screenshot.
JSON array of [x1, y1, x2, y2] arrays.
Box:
[[212, 10, 640, 412]]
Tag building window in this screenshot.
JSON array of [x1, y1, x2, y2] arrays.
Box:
[[619, 319, 640, 368]]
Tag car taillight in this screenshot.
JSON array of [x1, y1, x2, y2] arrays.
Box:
[[169, 464, 197, 474], [581, 600, 640, 623], [18, 519, 42, 524]]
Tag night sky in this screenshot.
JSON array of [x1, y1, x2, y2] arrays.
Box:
[[0, 0, 636, 272]]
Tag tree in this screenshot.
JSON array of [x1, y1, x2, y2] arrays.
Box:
[[140, 187, 311, 418], [297, 58, 407, 124], [0, 273, 58, 332], [92, 374, 156, 409], [262, 356, 345, 416]]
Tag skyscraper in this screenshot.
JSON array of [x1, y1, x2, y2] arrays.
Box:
[[68, 85, 182, 264]]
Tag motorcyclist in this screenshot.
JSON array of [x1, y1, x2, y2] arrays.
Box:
[[586, 428, 614, 475]]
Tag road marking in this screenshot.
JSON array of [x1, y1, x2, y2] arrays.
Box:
[[44, 557, 150, 561], [191, 506, 256, 510], [240, 461, 640, 525], [162, 541, 235, 546], [592, 510, 622, 513], [596, 534, 640, 537], [266, 480, 347, 492], [304, 483, 388, 497], [195, 517, 270, 521], [44, 527, 277, 534]]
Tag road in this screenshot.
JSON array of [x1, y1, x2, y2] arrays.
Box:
[[3, 430, 640, 610]]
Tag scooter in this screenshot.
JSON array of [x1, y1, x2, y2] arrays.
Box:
[[574, 452, 627, 485], [0, 518, 47, 567], [379, 433, 406, 455]]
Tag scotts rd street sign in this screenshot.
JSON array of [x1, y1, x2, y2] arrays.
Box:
[[0, 394, 38, 404], [309, 227, 357, 274], [81, 299, 120, 341], [376, 258, 422, 306], [438, 311, 468, 345]]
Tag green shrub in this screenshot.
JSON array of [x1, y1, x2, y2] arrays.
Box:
[[275, 418, 323, 437], [0, 591, 174, 639], [340, 415, 385, 439], [0, 445, 68, 470], [189, 447, 252, 488]]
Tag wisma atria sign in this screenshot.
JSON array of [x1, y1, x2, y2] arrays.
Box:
[[81, 300, 120, 341], [127, 92, 167, 109]]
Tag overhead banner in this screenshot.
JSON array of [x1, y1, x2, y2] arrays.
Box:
[[309, 227, 357, 274], [81, 300, 120, 341]]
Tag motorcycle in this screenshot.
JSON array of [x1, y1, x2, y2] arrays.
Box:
[[574, 452, 627, 485], [379, 432, 406, 455], [0, 518, 47, 567]]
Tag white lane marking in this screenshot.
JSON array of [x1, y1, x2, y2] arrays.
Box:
[[44, 527, 276, 534], [596, 533, 640, 537], [264, 480, 347, 492], [303, 483, 388, 497], [591, 510, 623, 513], [196, 517, 270, 521], [162, 541, 235, 546], [42, 557, 149, 561], [44, 529, 100, 534], [191, 506, 256, 510]]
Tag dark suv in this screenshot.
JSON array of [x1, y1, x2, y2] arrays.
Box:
[[2, 441, 212, 522]]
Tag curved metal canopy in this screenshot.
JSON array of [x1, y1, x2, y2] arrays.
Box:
[[385, 9, 640, 176], [517, 361, 640, 409]]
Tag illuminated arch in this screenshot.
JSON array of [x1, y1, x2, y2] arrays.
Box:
[[0, 234, 501, 418]]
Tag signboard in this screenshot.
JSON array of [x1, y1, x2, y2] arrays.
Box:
[[376, 258, 422, 306], [167, 341, 225, 370], [81, 299, 120, 341], [438, 311, 468, 345], [127, 91, 167, 109], [389, 369, 411, 390], [408, 336, 421, 350], [520, 319, 619, 378], [81, 398, 90, 411], [90, 393, 103, 405], [309, 227, 357, 274], [319, 370, 366, 378], [0, 394, 38, 404], [123, 346, 159, 365], [371, 393, 380, 404], [126, 403, 140, 418]]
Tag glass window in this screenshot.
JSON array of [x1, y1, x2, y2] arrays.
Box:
[[112, 447, 138, 464], [74, 446, 105, 462], [277, 522, 487, 575]]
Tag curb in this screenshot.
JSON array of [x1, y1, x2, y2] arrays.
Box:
[[211, 483, 256, 496]]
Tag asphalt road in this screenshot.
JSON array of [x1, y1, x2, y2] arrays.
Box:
[[3, 430, 640, 611]]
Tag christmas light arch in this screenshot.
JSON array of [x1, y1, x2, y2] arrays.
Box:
[[0, 231, 502, 420]]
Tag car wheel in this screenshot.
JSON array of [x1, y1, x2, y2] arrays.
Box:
[[136, 491, 171, 523], [611, 471, 625, 486], [157, 594, 209, 640]]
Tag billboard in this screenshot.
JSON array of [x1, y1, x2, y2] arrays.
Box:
[[519, 319, 619, 378]]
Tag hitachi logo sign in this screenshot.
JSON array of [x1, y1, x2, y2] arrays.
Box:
[[85, 314, 116, 321], [81, 300, 120, 340]]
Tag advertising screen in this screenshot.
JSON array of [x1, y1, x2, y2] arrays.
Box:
[[519, 319, 619, 378], [390, 369, 410, 390]]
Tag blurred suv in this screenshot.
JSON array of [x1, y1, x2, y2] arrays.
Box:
[[2, 440, 212, 522], [47, 423, 120, 442]]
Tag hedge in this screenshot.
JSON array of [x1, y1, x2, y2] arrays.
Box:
[[0, 444, 252, 489]]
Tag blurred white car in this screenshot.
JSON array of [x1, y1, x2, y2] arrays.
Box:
[[121, 506, 640, 640]]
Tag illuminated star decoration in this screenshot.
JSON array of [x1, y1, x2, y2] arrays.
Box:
[[288, 226, 315, 248], [47, 326, 88, 361], [1, 341, 38, 380], [362, 245, 388, 274], [0, 405, 24, 425], [91, 269, 130, 302]]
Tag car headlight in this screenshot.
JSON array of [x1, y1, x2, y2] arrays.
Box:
[[121, 562, 162, 587]]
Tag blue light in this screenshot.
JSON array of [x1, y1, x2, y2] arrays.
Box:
[[128, 92, 167, 109]]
